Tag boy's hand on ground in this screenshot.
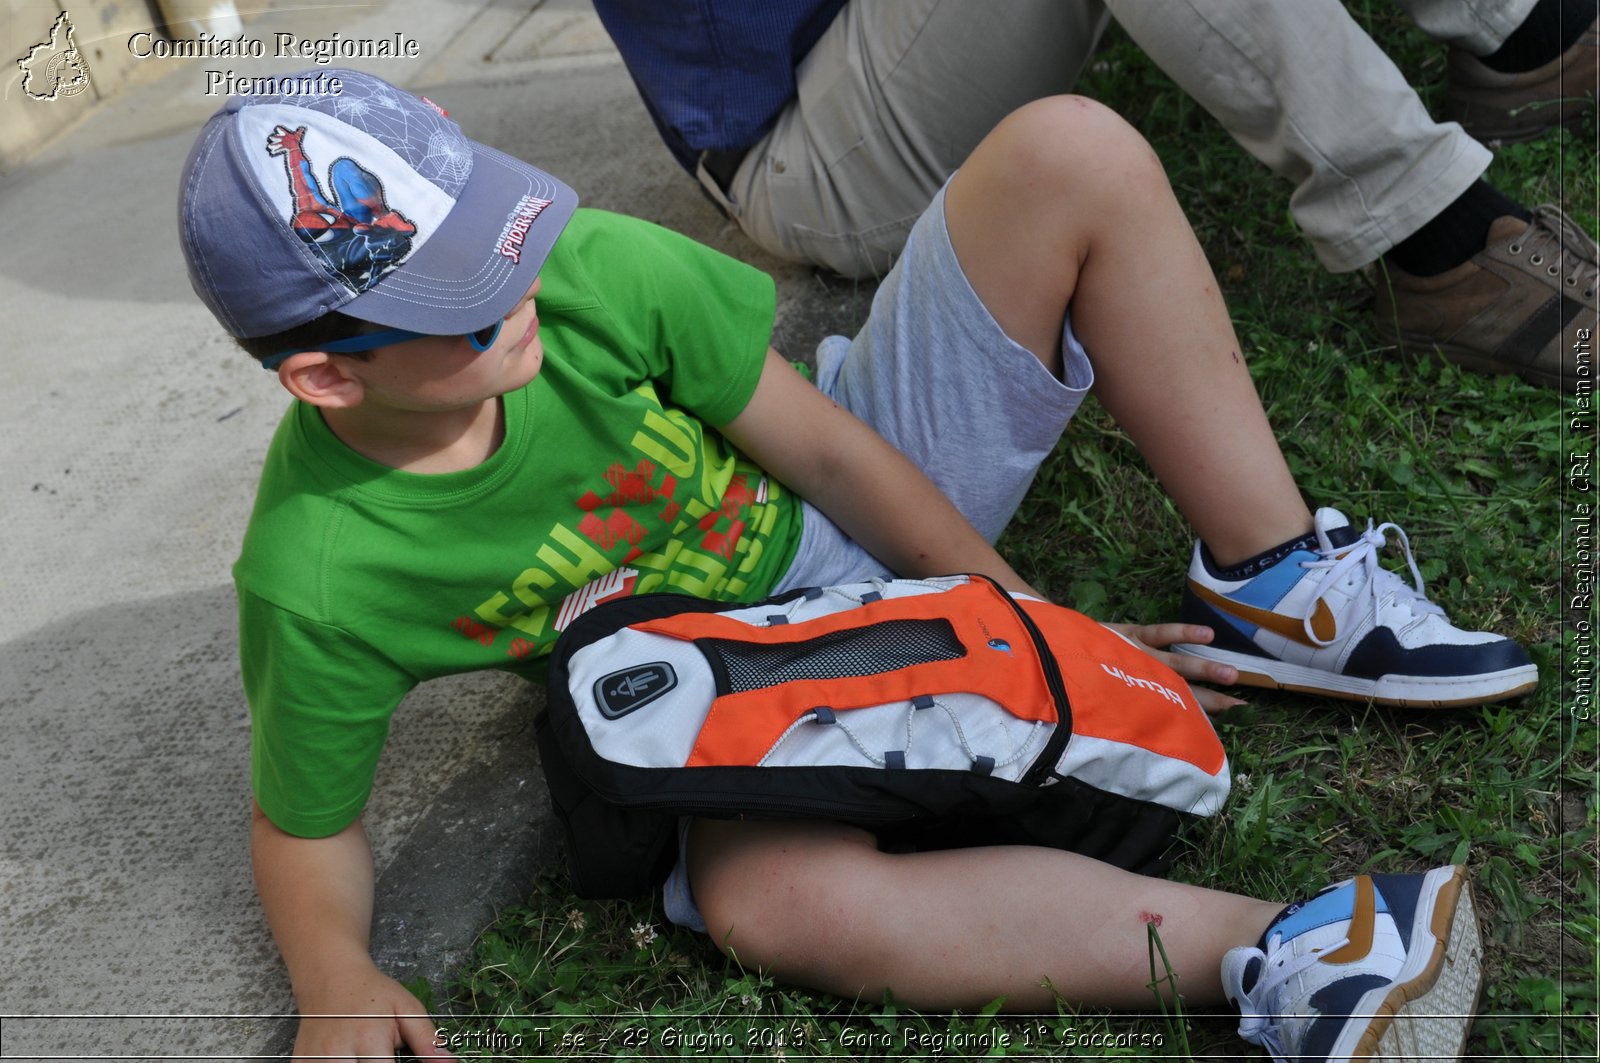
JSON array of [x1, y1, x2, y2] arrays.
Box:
[[291, 965, 454, 1063], [1102, 622, 1247, 714]]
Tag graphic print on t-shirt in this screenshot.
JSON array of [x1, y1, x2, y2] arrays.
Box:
[[459, 382, 783, 661]]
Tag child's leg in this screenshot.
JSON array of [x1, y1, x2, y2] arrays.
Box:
[[943, 96, 1310, 568], [690, 822, 1485, 1060], [939, 95, 1535, 708], [687, 818, 1281, 1010]]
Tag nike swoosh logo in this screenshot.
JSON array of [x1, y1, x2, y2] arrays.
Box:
[[1322, 875, 1377, 964], [1190, 581, 1336, 648]]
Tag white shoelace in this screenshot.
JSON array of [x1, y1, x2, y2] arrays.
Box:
[[1233, 932, 1353, 1062], [1297, 521, 1444, 647]]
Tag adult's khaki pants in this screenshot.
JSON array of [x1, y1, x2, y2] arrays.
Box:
[[697, 0, 1528, 279]]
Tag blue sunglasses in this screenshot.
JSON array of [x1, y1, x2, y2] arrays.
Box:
[[260, 319, 504, 371]]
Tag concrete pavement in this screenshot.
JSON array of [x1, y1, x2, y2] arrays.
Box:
[[0, 2, 876, 1057]]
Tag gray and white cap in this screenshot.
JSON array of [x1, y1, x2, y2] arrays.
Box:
[[179, 68, 577, 338]]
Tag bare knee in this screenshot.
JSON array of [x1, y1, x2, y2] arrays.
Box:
[[945, 95, 1174, 361], [688, 820, 888, 989], [973, 95, 1169, 205]]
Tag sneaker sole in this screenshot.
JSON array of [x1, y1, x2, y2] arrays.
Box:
[[1339, 865, 1484, 1062], [1171, 644, 1539, 707]]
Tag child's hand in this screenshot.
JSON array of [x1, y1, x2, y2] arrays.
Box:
[[1101, 621, 1247, 714], [291, 964, 454, 1062]]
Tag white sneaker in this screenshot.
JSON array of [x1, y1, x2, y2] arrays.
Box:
[[1173, 508, 1537, 707], [1223, 865, 1483, 1062]]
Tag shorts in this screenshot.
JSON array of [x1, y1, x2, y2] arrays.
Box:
[[664, 180, 1095, 931]]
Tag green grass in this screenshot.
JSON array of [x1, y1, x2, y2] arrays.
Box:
[[428, 13, 1598, 1061]]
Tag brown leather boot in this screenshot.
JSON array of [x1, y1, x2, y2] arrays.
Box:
[[1374, 206, 1598, 391], [1444, 16, 1598, 143]]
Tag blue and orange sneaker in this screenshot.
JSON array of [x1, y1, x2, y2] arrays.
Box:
[[1173, 508, 1537, 707], [1222, 865, 1483, 1062]]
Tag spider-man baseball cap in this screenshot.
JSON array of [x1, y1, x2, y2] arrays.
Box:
[[179, 69, 577, 338]]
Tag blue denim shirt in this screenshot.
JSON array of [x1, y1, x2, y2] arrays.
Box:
[[592, 0, 846, 171]]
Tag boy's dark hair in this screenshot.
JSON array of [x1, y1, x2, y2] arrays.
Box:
[[234, 310, 373, 365]]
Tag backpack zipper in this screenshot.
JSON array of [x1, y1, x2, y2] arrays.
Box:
[[967, 574, 1074, 787]]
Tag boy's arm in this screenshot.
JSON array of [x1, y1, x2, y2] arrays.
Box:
[[721, 350, 1041, 595], [720, 350, 1242, 708], [251, 802, 453, 1062]]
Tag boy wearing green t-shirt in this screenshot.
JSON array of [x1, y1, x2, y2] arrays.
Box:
[[180, 71, 1525, 1062]]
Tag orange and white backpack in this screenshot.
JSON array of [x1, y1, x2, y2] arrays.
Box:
[[537, 574, 1231, 898]]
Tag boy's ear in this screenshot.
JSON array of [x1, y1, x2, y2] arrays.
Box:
[[276, 351, 365, 409]]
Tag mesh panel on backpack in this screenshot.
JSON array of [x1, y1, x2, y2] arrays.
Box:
[[701, 618, 965, 693]]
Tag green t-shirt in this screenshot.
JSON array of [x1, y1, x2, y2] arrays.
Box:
[[236, 209, 802, 837]]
